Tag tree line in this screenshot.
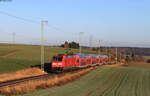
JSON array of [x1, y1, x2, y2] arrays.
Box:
[[60, 41, 79, 49]]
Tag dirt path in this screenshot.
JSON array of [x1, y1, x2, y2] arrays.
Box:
[[0, 50, 18, 58]]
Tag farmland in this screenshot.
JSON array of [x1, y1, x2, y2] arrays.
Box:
[[0, 43, 99, 73], [23, 66, 150, 96], [1, 43, 150, 96], [128, 61, 150, 69]]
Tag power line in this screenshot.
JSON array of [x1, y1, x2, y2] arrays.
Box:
[[47, 24, 66, 33], [0, 10, 66, 33], [0, 10, 39, 24]]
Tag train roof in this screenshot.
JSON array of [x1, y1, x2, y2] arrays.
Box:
[[74, 53, 108, 58], [101, 55, 108, 58], [74, 53, 86, 58], [88, 54, 97, 57]]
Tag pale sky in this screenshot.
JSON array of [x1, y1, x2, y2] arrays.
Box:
[[0, 0, 150, 47]]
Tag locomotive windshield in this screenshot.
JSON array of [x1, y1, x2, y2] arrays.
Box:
[[53, 57, 62, 61]]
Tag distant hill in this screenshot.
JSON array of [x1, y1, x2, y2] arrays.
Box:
[[115, 47, 150, 56], [85, 46, 150, 56]]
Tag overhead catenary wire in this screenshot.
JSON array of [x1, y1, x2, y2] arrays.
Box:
[[0, 10, 39, 24], [0, 10, 66, 33], [0, 10, 68, 46]]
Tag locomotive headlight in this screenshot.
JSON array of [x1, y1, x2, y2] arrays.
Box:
[[52, 63, 56, 65], [58, 63, 62, 65]]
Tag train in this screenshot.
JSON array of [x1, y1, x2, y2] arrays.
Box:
[[49, 53, 109, 72]]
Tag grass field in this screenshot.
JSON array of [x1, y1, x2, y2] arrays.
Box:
[[0, 43, 99, 74], [22, 66, 150, 96]]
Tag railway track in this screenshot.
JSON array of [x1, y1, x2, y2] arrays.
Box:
[[0, 73, 57, 88], [0, 69, 83, 88], [0, 64, 101, 88]]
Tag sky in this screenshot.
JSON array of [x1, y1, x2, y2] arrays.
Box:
[[0, 0, 150, 47]]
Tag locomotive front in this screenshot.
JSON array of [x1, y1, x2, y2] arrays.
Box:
[[51, 55, 64, 71]]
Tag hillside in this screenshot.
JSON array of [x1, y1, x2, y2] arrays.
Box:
[[0, 43, 98, 73], [97, 47, 150, 56]]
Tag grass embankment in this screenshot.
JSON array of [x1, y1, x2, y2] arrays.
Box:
[[0, 68, 46, 82], [0, 68, 93, 95], [0, 43, 98, 73], [20, 66, 150, 96]]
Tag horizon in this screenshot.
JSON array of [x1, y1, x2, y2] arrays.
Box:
[[1, 42, 150, 49]]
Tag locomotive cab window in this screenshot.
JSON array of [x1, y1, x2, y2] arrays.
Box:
[[53, 57, 62, 61]]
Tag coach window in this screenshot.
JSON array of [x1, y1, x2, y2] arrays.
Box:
[[67, 56, 73, 58], [87, 59, 90, 62]]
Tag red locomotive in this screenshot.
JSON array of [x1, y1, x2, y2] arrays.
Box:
[[50, 53, 108, 71]]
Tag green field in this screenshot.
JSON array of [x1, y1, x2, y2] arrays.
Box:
[[0, 43, 99, 73], [22, 66, 150, 96]]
